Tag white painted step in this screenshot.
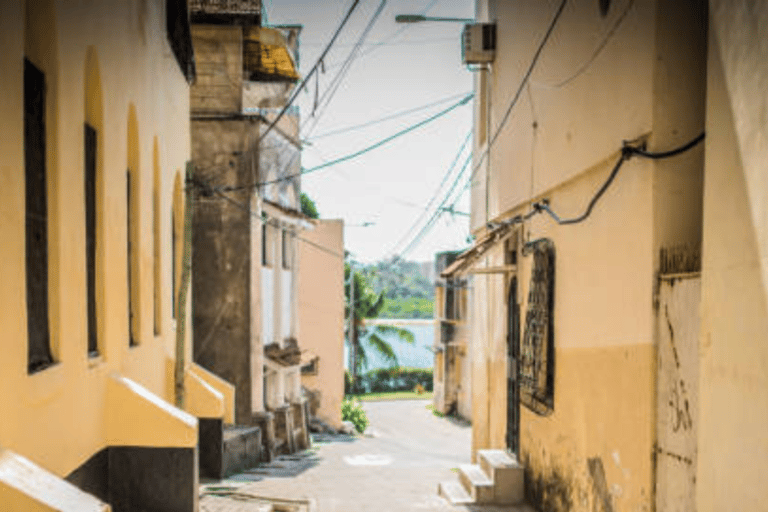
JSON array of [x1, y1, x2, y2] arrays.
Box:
[[438, 480, 474, 505], [0, 449, 110, 511], [458, 463, 494, 503], [478, 449, 525, 505]]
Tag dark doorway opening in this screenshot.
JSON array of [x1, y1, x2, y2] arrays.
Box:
[[507, 276, 520, 456]]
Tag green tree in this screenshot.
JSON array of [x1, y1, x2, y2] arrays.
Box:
[[300, 192, 320, 219], [345, 263, 415, 394]]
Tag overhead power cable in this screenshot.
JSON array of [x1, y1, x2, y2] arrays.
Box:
[[398, 151, 473, 258], [389, 130, 472, 254], [190, 176, 345, 259], [324, 0, 442, 71], [259, 93, 473, 186], [469, 0, 568, 184], [307, 91, 472, 140], [531, 0, 636, 89], [257, 0, 362, 144], [303, 0, 388, 138]]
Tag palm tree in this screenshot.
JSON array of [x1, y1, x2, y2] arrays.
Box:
[[345, 263, 415, 394]]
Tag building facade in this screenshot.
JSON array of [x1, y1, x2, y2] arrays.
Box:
[[298, 219, 345, 429], [441, 0, 768, 510], [433, 251, 472, 420], [190, 2, 311, 460], [0, 1, 231, 510]]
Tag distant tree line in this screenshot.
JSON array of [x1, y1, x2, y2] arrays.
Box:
[[358, 258, 435, 319]]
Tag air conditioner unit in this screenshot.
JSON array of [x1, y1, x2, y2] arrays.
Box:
[[462, 23, 496, 65]]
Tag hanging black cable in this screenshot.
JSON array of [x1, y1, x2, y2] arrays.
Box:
[[491, 132, 706, 230], [628, 132, 706, 160], [258, 93, 473, 186]]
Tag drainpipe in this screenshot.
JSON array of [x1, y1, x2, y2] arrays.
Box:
[[175, 162, 194, 408]]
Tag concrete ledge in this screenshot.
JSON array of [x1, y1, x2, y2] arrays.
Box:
[[0, 448, 109, 511], [190, 363, 236, 424], [105, 373, 197, 448], [185, 368, 225, 419]]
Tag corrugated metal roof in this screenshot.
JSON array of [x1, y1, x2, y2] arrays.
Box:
[[244, 27, 300, 82]]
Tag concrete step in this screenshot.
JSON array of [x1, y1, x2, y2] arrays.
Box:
[[478, 449, 525, 505], [458, 463, 494, 504], [222, 425, 262, 477], [0, 448, 110, 511], [438, 480, 474, 505]]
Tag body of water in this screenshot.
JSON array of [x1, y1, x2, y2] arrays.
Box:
[[344, 319, 435, 371]]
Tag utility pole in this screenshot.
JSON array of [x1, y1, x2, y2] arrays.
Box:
[[348, 261, 358, 395]]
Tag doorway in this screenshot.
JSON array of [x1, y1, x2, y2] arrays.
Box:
[[506, 276, 520, 457]]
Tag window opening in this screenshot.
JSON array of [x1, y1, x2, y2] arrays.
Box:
[[282, 229, 291, 269], [25, 58, 53, 372], [127, 170, 136, 346], [261, 215, 270, 267], [153, 143, 161, 335], [520, 238, 555, 415], [85, 124, 98, 356]]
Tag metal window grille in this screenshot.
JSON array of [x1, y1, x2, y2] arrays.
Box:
[[519, 238, 555, 415]]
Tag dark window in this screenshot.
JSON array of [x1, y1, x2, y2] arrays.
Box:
[[25, 58, 53, 373], [127, 171, 136, 345], [85, 124, 98, 356], [520, 238, 555, 415], [261, 216, 269, 267], [166, 0, 196, 82], [445, 281, 456, 319], [282, 229, 291, 269]]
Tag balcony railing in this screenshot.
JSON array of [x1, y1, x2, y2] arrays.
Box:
[[189, 0, 261, 16]]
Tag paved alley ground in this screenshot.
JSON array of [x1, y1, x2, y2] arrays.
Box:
[[200, 400, 535, 512]]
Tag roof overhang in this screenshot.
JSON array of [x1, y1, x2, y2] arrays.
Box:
[[261, 199, 315, 230], [441, 222, 515, 278], [243, 27, 300, 82]]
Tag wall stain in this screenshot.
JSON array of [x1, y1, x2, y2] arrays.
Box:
[[654, 445, 693, 466], [587, 457, 614, 512], [523, 454, 574, 512], [664, 304, 693, 432]]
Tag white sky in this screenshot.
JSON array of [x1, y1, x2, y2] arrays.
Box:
[[266, 0, 475, 263]]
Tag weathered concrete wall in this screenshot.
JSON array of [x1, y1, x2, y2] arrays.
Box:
[[191, 118, 261, 425], [298, 219, 345, 428], [697, 2, 768, 509], [190, 24, 243, 115]]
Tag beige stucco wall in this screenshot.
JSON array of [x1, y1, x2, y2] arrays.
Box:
[[0, 0, 223, 486], [298, 219, 345, 428], [697, 2, 768, 509], [469, 0, 706, 510]]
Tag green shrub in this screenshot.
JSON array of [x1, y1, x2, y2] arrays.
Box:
[[341, 399, 369, 433]]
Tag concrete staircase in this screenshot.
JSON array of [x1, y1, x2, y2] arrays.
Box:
[[439, 449, 524, 505], [222, 425, 263, 477]]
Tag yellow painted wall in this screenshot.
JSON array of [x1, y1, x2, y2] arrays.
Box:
[[0, 0, 219, 486], [697, 2, 768, 509], [298, 219, 345, 428], [469, 0, 706, 510]]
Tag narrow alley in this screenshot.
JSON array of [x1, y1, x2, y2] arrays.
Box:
[[201, 400, 534, 512]]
